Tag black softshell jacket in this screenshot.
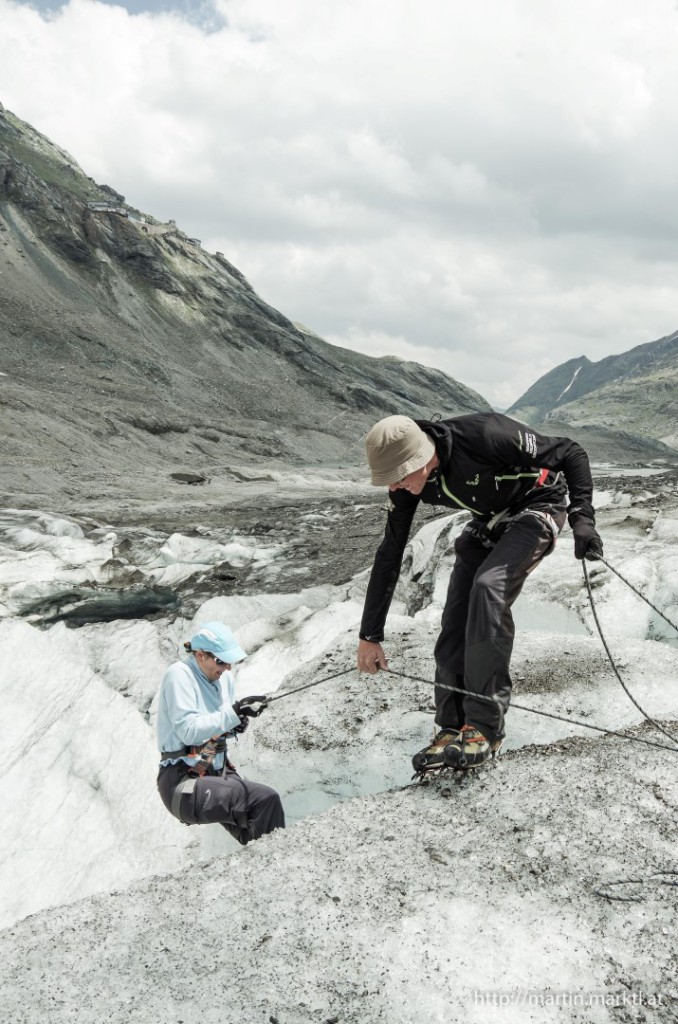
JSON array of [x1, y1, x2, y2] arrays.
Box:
[[359, 413, 596, 642]]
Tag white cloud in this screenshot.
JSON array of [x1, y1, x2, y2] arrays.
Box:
[[1, 0, 678, 406]]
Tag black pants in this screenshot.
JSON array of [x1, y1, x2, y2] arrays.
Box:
[[157, 761, 285, 846], [433, 503, 566, 744]]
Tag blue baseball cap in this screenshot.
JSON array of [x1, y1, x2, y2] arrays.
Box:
[[189, 622, 247, 663]]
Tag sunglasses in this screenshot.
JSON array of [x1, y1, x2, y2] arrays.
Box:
[[204, 652, 231, 667]]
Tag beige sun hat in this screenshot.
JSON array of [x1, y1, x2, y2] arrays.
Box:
[[365, 415, 436, 486]]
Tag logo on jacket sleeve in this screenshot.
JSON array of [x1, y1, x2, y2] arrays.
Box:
[[519, 430, 538, 458]]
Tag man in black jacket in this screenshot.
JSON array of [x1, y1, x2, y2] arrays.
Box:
[[356, 413, 603, 774]]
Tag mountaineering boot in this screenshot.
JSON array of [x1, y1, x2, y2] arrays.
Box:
[[411, 728, 461, 775], [441, 725, 502, 770]]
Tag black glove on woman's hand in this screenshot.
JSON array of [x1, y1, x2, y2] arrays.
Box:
[[572, 519, 604, 560], [233, 696, 269, 718]]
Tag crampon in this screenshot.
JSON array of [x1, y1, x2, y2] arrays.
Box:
[[411, 727, 502, 783]]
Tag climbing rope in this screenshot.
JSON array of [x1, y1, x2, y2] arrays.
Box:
[[594, 870, 678, 903], [583, 559, 678, 747], [265, 667, 355, 704], [584, 555, 678, 899], [385, 669, 678, 754], [265, 663, 678, 753], [259, 552, 678, 908], [263, 556, 678, 752], [599, 556, 678, 635]]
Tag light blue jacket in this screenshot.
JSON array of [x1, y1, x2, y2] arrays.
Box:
[[156, 655, 242, 769]]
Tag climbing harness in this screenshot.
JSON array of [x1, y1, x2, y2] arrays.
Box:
[[161, 734, 228, 776], [464, 505, 561, 551], [162, 735, 244, 826], [189, 734, 228, 777]]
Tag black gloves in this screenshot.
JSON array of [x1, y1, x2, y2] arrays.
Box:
[[231, 695, 269, 733], [572, 518, 603, 560], [233, 696, 269, 718]]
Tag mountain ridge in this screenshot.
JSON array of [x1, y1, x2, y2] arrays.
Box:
[[2, 101, 676, 516], [508, 330, 678, 451], [0, 102, 489, 510]]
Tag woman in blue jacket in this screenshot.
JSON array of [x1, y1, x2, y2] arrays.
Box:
[[156, 621, 284, 844]]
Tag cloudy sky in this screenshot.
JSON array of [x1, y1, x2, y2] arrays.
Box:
[[1, 0, 677, 407]]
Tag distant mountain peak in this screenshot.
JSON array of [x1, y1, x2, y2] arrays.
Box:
[[508, 331, 678, 455]]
